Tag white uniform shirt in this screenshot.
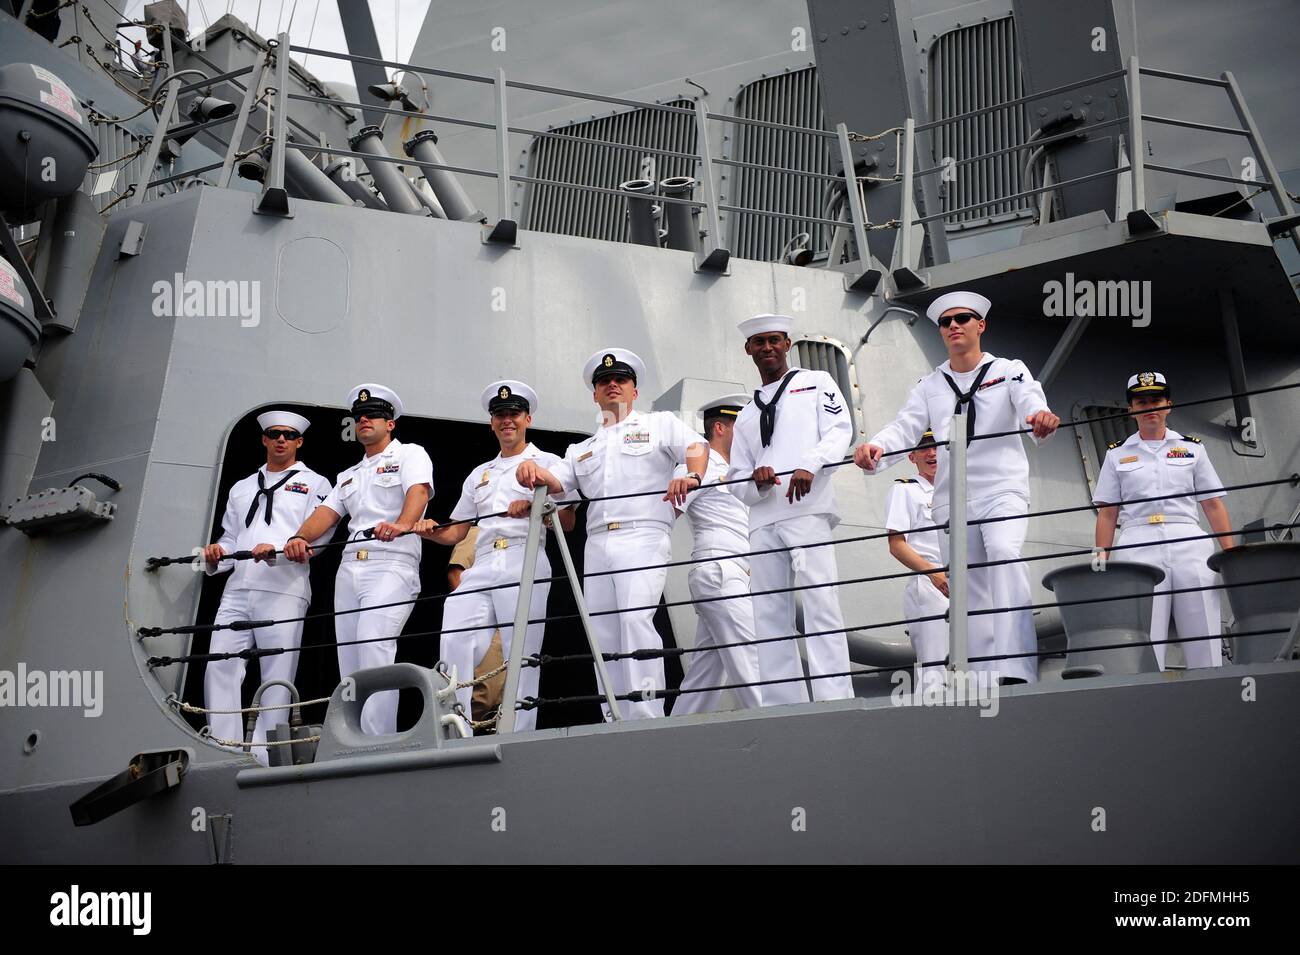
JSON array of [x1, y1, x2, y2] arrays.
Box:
[[727, 368, 853, 531], [884, 474, 941, 565], [867, 353, 1049, 510], [321, 438, 434, 561], [1092, 429, 1224, 526], [550, 409, 705, 532], [675, 448, 750, 559], [450, 443, 563, 551], [206, 464, 333, 599]]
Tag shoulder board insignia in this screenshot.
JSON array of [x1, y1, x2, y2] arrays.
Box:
[[893, 477, 917, 483], [1184, 435, 1202, 444], [1107, 441, 1121, 450]]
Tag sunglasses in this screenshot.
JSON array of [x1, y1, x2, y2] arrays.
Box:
[[263, 429, 301, 441], [937, 311, 981, 329]]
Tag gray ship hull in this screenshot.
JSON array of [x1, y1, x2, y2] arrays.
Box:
[[5, 662, 1297, 863]]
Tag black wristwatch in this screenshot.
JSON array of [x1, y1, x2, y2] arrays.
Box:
[[685, 472, 703, 485]]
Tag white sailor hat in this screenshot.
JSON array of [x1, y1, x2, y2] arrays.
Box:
[[583, 348, 646, 390], [926, 291, 992, 325], [256, 410, 310, 434], [482, 379, 538, 415], [347, 382, 403, 420], [737, 313, 794, 340], [1126, 371, 1170, 400]]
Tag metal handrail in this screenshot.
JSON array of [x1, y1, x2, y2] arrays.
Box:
[[913, 67, 1128, 133]]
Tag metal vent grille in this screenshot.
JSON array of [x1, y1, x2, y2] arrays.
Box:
[[929, 17, 1033, 226], [729, 68, 833, 262], [522, 101, 697, 242], [794, 338, 856, 433], [83, 122, 151, 211]]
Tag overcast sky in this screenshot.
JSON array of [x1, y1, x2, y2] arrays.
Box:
[[119, 0, 433, 88]]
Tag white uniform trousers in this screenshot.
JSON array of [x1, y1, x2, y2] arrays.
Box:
[[334, 556, 421, 736], [584, 525, 672, 720], [205, 589, 308, 766], [748, 514, 854, 705], [904, 576, 950, 694], [673, 554, 763, 715], [1116, 523, 1222, 669], [439, 545, 552, 731], [937, 493, 1038, 683]]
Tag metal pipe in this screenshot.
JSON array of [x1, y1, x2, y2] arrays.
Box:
[[323, 159, 389, 210], [898, 118, 916, 270], [948, 411, 969, 672], [659, 176, 700, 253], [498, 487, 547, 734], [282, 143, 355, 205], [347, 124, 427, 215], [254, 32, 292, 216], [620, 179, 659, 247], [403, 130, 486, 222], [1218, 287, 1253, 441]]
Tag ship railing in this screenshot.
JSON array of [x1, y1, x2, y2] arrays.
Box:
[[892, 57, 1300, 288], [142, 381, 1300, 744], [121, 30, 884, 289]]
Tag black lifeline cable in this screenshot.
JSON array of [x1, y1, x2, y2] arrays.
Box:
[[136, 476, 1297, 643], [522, 626, 1292, 710], [520, 519, 1300, 669], [542, 381, 1300, 505]]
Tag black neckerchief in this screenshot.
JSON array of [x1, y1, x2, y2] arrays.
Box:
[[244, 469, 300, 527], [754, 369, 801, 448], [941, 361, 993, 441]]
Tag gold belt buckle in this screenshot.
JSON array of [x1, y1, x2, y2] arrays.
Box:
[[1147, 514, 1165, 525], [607, 521, 621, 531], [357, 548, 369, 560], [493, 538, 509, 550]]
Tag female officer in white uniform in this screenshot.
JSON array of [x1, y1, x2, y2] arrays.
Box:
[[1093, 372, 1234, 669]]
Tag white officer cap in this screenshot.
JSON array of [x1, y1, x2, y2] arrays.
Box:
[[347, 382, 404, 420], [1126, 371, 1170, 399], [737, 313, 794, 340], [699, 393, 749, 431], [583, 348, 646, 390], [926, 290, 992, 325], [256, 410, 310, 434], [481, 379, 539, 416]]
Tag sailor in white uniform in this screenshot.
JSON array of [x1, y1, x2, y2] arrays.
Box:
[[671, 394, 763, 715], [282, 384, 433, 736], [516, 349, 707, 720], [414, 381, 572, 730], [883, 430, 949, 694], [728, 314, 855, 704], [855, 291, 1059, 683], [1093, 372, 1233, 669], [203, 410, 332, 764]]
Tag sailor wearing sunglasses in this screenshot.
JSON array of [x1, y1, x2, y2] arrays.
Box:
[[202, 410, 333, 763], [855, 291, 1059, 684]]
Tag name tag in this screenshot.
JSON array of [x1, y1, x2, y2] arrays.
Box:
[[476, 469, 491, 488], [1119, 455, 1138, 464], [577, 450, 593, 462]]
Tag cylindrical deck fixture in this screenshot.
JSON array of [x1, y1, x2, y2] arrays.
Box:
[[1042, 561, 1164, 677], [410, 182, 447, 219], [347, 124, 428, 216], [282, 145, 355, 206], [658, 176, 700, 253], [403, 130, 486, 222], [1208, 542, 1300, 663], [323, 159, 390, 211], [620, 179, 659, 247]]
